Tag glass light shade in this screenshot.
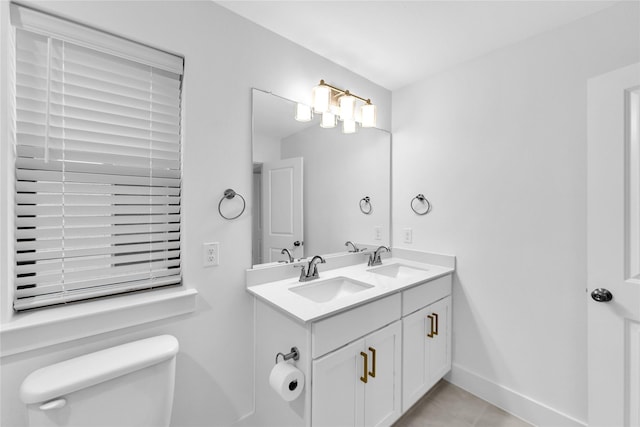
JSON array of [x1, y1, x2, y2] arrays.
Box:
[[294, 103, 313, 122], [321, 112, 336, 128], [361, 103, 377, 128], [312, 84, 331, 113], [342, 119, 357, 134], [339, 95, 356, 121]]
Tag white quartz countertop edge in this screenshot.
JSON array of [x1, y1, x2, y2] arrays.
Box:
[[247, 257, 454, 323]]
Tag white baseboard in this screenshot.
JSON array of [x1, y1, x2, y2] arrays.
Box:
[[446, 363, 587, 427]]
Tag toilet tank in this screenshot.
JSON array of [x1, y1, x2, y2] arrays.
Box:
[[20, 335, 179, 427]]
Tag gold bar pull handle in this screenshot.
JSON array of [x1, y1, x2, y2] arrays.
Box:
[[427, 314, 435, 338], [368, 347, 376, 378], [360, 351, 368, 383], [433, 312, 439, 336]]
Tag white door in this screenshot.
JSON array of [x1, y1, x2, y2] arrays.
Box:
[[587, 63, 640, 427], [261, 157, 303, 263], [364, 321, 402, 427], [312, 339, 364, 427]]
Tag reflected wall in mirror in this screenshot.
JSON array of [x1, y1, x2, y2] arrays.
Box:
[[252, 89, 391, 267]]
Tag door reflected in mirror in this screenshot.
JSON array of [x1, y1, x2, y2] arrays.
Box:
[[252, 89, 391, 267]]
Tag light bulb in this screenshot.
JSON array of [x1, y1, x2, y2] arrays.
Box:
[[294, 103, 312, 122], [321, 112, 336, 128], [312, 84, 331, 113], [342, 119, 357, 134], [339, 94, 356, 121], [361, 103, 377, 128]]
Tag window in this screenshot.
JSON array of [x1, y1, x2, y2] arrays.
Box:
[[11, 4, 184, 311]]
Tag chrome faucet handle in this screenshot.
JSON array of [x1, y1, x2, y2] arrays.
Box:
[[294, 264, 308, 281]]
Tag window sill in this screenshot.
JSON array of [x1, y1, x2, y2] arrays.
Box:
[[0, 287, 198, 357]]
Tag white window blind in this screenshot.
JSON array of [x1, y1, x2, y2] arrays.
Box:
[[11, 5, 184, 311]]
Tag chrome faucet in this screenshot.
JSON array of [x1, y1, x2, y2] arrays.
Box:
[[368, 246, 390, 266], [345, 241, 363, 253], [281, 248, 294, 263], [297, 255, 326, 282]]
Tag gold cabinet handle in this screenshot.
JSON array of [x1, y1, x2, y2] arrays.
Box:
[[433, 312, 439, 336], [360, 351, 368, 383], [427, 314, 435, 338], [368, 347, 376, 378]]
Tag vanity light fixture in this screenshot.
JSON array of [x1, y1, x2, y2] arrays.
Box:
[[321, 111, 337, 128], [343, 119, 357, 134], [360, 102, 377, 128], [312, 83, 331, 113], [339, 92, 356, 122], [296, 79, 377, 132], [295, 103, 313, 122]]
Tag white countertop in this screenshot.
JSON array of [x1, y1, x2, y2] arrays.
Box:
[[247, 257, 454, 323]]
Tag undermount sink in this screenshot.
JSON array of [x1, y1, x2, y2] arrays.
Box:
[[289, 276, 374, 303], [368, 263, 429, 279]]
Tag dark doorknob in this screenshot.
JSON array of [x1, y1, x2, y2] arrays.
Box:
[[591, 288, 613, 302], [293, 241, 302, 247]]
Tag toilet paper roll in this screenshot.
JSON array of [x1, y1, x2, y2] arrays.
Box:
[[269, 362, 304, 402]]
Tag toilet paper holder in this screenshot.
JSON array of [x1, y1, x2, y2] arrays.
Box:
[[275, 347, 300, 364]]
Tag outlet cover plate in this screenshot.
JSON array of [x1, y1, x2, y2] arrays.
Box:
[[203, 242, 219, 267], [403, 228, 413, 244]]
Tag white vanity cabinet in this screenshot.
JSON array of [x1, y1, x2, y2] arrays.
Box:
[[401, 275, 452, 412], [312, 320, 402, 427], [249, 256, 454, 427]]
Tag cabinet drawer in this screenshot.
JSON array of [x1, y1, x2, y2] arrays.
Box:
[[312, 293, 401, 358], [402, 274, 452, 316]]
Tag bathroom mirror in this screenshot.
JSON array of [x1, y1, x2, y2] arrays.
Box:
[[252, 89, 391, 266]]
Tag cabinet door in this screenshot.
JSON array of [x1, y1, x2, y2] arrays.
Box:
[[312, 339, 365, 427], [427, 296, 451, 384], [363, 321, 402, 427], [402, 295, 452, 412], [402, 305, 430, 412]]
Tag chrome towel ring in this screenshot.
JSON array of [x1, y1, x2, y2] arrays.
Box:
[[218, 189, 246, 220], [359, 196, 372, 214], [411, 194, 432, 215]]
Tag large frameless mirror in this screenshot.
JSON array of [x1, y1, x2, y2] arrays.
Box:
[[252, 89, 391, 267]]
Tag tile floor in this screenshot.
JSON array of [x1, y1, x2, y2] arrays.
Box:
[[393, 380, 534, 427]]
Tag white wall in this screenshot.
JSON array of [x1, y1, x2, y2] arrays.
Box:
[[282, 125, 391, 256], [0, 2, 390, 426], [252, 133, 282, 164], [392, 3, 639, 425]]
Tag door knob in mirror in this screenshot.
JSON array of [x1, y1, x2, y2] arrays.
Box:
[[591, 288, 613, 302]]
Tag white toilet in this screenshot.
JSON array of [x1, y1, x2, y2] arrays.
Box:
[[20, 335, 179, 427]]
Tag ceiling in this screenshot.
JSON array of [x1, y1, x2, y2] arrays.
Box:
[[216, 0, 618, 90]]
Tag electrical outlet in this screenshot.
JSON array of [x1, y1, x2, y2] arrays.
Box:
[[203, 242, 219, 267], [403, 228, 413, 244], [374, 226, 382, 240]]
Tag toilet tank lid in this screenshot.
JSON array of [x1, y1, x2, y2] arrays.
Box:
[[20, 335, 179, 404]]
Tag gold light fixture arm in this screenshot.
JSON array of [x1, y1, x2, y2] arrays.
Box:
[[318, 80, 373, 105]]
